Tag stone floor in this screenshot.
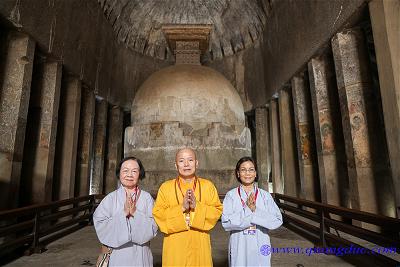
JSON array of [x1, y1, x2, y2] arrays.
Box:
[[5, 223, 356, 267]]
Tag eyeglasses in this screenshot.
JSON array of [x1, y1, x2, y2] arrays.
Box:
[[239, 168, 256, 174], [121, 169, 139, 175]]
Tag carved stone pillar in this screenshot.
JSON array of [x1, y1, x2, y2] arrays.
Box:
[[255, 106, 270, 190], [369, 0, 400, 218], [269, 99, 283, 194], [54, 76, 81, 200], [332, 28, 395, 216], [0, 32, 35, 209], [291, 72, 320, 201], [91, 99, 108, 194], [75, 88, 95, 196], [279, 89, 299, 197], [308, 53, 349, 207], [21, 60, 62, 204], [104, 106, 123, 194]]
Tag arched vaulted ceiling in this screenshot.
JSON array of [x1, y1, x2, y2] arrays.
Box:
[[98, 0, 269, 61]]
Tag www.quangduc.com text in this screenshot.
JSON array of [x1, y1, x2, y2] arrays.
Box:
[[259, 245, 397, 257]]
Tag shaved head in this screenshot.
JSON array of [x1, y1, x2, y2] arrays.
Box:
[[175, 147, 196, 162], [175, 147, 198, 179]]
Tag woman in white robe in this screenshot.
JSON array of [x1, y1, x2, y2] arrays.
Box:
[[222, 156, 282, 267], [93, 157, 158, 266]]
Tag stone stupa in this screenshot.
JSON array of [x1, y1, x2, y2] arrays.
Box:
[[124, 25, 251, 195]]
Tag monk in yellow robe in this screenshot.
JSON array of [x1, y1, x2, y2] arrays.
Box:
[[153, 148, 223, 266]]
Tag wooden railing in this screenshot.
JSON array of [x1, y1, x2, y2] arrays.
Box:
[[273, 193, 400, 266], [0, 194, 104, 258], [2, 192, 399, 265]]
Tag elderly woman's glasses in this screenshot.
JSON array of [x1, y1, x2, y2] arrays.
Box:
[[121, 168, 139, 175], [239, 168, 256, 174]]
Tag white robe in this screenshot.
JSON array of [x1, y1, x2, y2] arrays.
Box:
[[93, 186, 158, 267], [222, 185, 282, 267]]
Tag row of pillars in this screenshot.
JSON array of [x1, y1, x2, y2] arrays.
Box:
[[255, 2, 399, 218], [0, 31, 124, 210]]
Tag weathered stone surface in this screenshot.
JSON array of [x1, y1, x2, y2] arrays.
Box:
[[369, 0, 400, 218], [131, 65, 245, 127], [98, 0, 266, 61], [53, 76, 81, 200], [22, 60, 62, 205], [0, 32, 35, 209], [137, 169, 238, 197], [0, 0, 170, 110], [291, 72, 320, 201], [0, 0, 397, 227], [308, 53, 349, 207], [263, 0, 365, 101], [205, 43, 266, 112], [104, 106, 123, 194], [0, 0, 368, 112], [278, 88, 300, 197], [75, 88, 95, 196], [126, 64, 251, 194], [255, 106, 270, 190], [332, 28, 395, 217], [125, 121, 251, 192], [91, 99, 108, 194], [269, 99, 283, 194], [0, 0, 265, 133], [162, 27, 210, 65]]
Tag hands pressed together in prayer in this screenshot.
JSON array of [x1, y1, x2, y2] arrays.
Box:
[[246, 192, 256, 212], [124, 191, 137, 218], [182, 189, 196, 212]]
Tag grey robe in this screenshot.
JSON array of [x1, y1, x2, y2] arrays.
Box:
[[93, 186, 158, 266], [222, 185, 282, 266]]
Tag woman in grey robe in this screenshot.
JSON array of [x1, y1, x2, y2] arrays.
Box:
[[93, 157, 158, 266], [222, 156, 282, 266]]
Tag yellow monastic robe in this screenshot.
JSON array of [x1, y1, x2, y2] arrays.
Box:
[[153, 177, 223, 267]]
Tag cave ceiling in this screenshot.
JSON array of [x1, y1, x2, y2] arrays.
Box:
[[98, 0, 269, 62]]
